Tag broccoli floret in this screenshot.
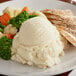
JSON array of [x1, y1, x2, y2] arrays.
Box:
[[29, 15, 37, 18], [0, 36, 12, 60], [0, 28, 4, 33], [8, 11, 29, 29], [0, 23, 5, 33]]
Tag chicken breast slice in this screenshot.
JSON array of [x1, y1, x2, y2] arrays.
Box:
[[60, 30, 76, 47]]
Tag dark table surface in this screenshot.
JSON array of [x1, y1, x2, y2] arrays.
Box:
[[0, 0, 76, 76]]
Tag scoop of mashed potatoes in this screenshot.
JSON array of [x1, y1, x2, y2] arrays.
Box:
[[11, 17, 64, 68]]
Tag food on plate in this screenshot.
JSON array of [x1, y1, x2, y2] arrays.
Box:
[[11, 16, 64, 68], [0, 6, 75, 68], [42, 9, 76, 47]]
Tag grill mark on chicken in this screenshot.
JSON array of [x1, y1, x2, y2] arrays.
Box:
[[43, 12, 76, 30]]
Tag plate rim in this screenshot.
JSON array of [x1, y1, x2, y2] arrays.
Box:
[[0, 0, 76, 76]]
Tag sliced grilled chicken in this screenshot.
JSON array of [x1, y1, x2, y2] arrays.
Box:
[[61, 30, 76, 47], [41, 9, 76, 47]]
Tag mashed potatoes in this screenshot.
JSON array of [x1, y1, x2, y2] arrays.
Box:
[[11, 17, 64, 68]]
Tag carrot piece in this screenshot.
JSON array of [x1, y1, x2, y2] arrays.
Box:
[[0, 17, 1, 22], [6, 34, 14, 39], [0, 13, 11, 26], [21, 6, 29, 13]]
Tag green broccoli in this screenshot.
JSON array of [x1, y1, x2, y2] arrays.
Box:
[[29, 15, 37, 18], [0, 36, 12, 60], [0, 28, 4, 33], [0, 23, 5, 33], [8, 11, 29, 29]]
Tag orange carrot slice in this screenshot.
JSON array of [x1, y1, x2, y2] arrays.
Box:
[[0, 13, 11, 26], [21, 6, 29, 13], [6, 34, 14, 39]]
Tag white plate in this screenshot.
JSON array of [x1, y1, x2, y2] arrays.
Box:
[[0, 0, 76, 76]]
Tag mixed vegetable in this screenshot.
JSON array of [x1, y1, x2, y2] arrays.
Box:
[[0, 6, 37, 60]]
